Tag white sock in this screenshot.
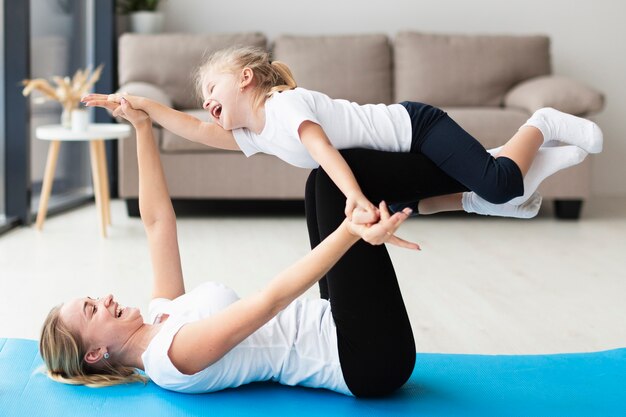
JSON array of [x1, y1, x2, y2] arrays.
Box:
[[524, 107, 603, 154], [462, 191, 542, 219], [508, 145, 587, 205]]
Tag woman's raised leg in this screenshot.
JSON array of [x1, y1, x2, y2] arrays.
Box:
[[305, 149, 473, 396], [308, 148, 468, 300], [307, 168, 415, 397]]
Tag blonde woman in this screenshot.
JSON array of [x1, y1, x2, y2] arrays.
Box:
[[83, 46, 599, 222], [40, 97, 425, 397]]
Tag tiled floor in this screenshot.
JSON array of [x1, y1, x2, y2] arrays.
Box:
[[1, 197, 625, 354]]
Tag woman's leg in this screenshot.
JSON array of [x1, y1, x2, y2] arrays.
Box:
[[305, 149, 468, 397], [304, 172, 329, 300], [307, 168, 415, 397], [306, 149, 466, 302], [338, 148, 468, 203]]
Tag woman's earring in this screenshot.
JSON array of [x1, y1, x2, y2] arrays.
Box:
[[103, 352, 110, 360]]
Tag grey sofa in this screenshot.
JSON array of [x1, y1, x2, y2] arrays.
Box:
[[117, 32, 604, 218]]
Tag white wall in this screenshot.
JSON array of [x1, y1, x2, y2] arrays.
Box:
[[162, 0, 626, 197]]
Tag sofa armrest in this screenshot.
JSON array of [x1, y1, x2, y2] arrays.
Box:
[[504, 75, 604, 116]]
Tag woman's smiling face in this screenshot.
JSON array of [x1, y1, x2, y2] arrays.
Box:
[[59, 294, 143, 362]]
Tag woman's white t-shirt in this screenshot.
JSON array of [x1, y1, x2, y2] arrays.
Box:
[[232, 88, 413, 168], [141, 281, 351, 395]]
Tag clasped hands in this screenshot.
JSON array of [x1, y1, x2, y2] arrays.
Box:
[[82, 93, 148, 126], [346, 198, 420, 251]]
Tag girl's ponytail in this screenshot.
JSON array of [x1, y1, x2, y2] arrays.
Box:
[[268, 61, 297, 95]]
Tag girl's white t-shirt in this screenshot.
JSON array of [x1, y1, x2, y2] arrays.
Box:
[[141, 281, 352, 396], [232, 88, 413, 168]]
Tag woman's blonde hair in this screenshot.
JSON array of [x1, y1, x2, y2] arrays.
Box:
[[195, 45, 297, 109], [39, 305, 147, 387]]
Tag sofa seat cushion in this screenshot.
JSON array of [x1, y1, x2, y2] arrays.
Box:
[[272, 34, 392, 104], [395, 32, 551, 107], [119, 33, 267, 109], [160, 109, 230, 153], [442, 107, 530, 149]]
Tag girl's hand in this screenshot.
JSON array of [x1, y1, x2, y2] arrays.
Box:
[[345, 193, 379, 224], [113, 97, 150, 127], [346, 201, 420, 251]]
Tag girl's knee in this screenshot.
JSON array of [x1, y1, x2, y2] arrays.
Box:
[[480, 157, 524, 204]]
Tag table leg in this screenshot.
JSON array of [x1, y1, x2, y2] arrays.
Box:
[[35, 140, 61, 230], [89, 141, 107, 238], [97, 140, 111, 225]]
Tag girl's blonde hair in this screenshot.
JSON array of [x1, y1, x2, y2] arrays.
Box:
[[195, 45, 297, 109], [39, 305, 147, 388]]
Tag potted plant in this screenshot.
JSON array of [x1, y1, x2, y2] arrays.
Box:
[[118, 0, 164, 34]]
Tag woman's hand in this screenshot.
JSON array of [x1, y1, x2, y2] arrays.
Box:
[[114, 97, 150, 128], [345, 192, 379, 224], [346, 201, 420, 250]]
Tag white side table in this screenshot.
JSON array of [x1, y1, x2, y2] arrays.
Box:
[[35, 124, 131, 237]]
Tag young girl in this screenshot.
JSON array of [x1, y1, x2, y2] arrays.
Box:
[[83, 46, 601, 221]]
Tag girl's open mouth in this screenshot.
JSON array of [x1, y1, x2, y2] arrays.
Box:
[[211, 104, 222, 120]]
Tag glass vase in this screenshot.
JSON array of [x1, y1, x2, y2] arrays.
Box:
[[61, 106, 72, 129]]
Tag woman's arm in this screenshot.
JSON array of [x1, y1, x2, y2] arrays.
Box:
[[82, 93, 240, 151], [117, 98, 185, 300], [168, 203, 416, 375], [298, 121, 378, 223]]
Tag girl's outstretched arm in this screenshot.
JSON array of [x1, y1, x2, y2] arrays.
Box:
[[82, 93, 240, 151], [298, 121, 379, 224], [114, 98, 185, 300], [168, 203, 416, 375]]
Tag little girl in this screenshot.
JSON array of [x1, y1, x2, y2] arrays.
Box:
[[83, 46, 601, 221]]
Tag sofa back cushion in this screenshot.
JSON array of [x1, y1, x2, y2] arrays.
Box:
[[272, 35, 392, 104], [394, 32, 551, 107], [119, 33, 267, 109]]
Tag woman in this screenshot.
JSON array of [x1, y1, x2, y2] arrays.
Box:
[[40, 98, 425, 397]]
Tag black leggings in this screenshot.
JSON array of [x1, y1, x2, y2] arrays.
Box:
[[305, 149, 467, 397], [401, 101, 524, 204]]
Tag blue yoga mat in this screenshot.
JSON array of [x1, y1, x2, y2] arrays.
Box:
[[1, 338, 624, 416]]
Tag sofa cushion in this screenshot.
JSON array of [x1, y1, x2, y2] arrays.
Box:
[[272, 34, 392, 104], [118, 82, 173, 107], [505, 75, 605, 116], [443, 107, 530, 149], [119, 33, 267, 110], [395, 32, 551, 107]]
